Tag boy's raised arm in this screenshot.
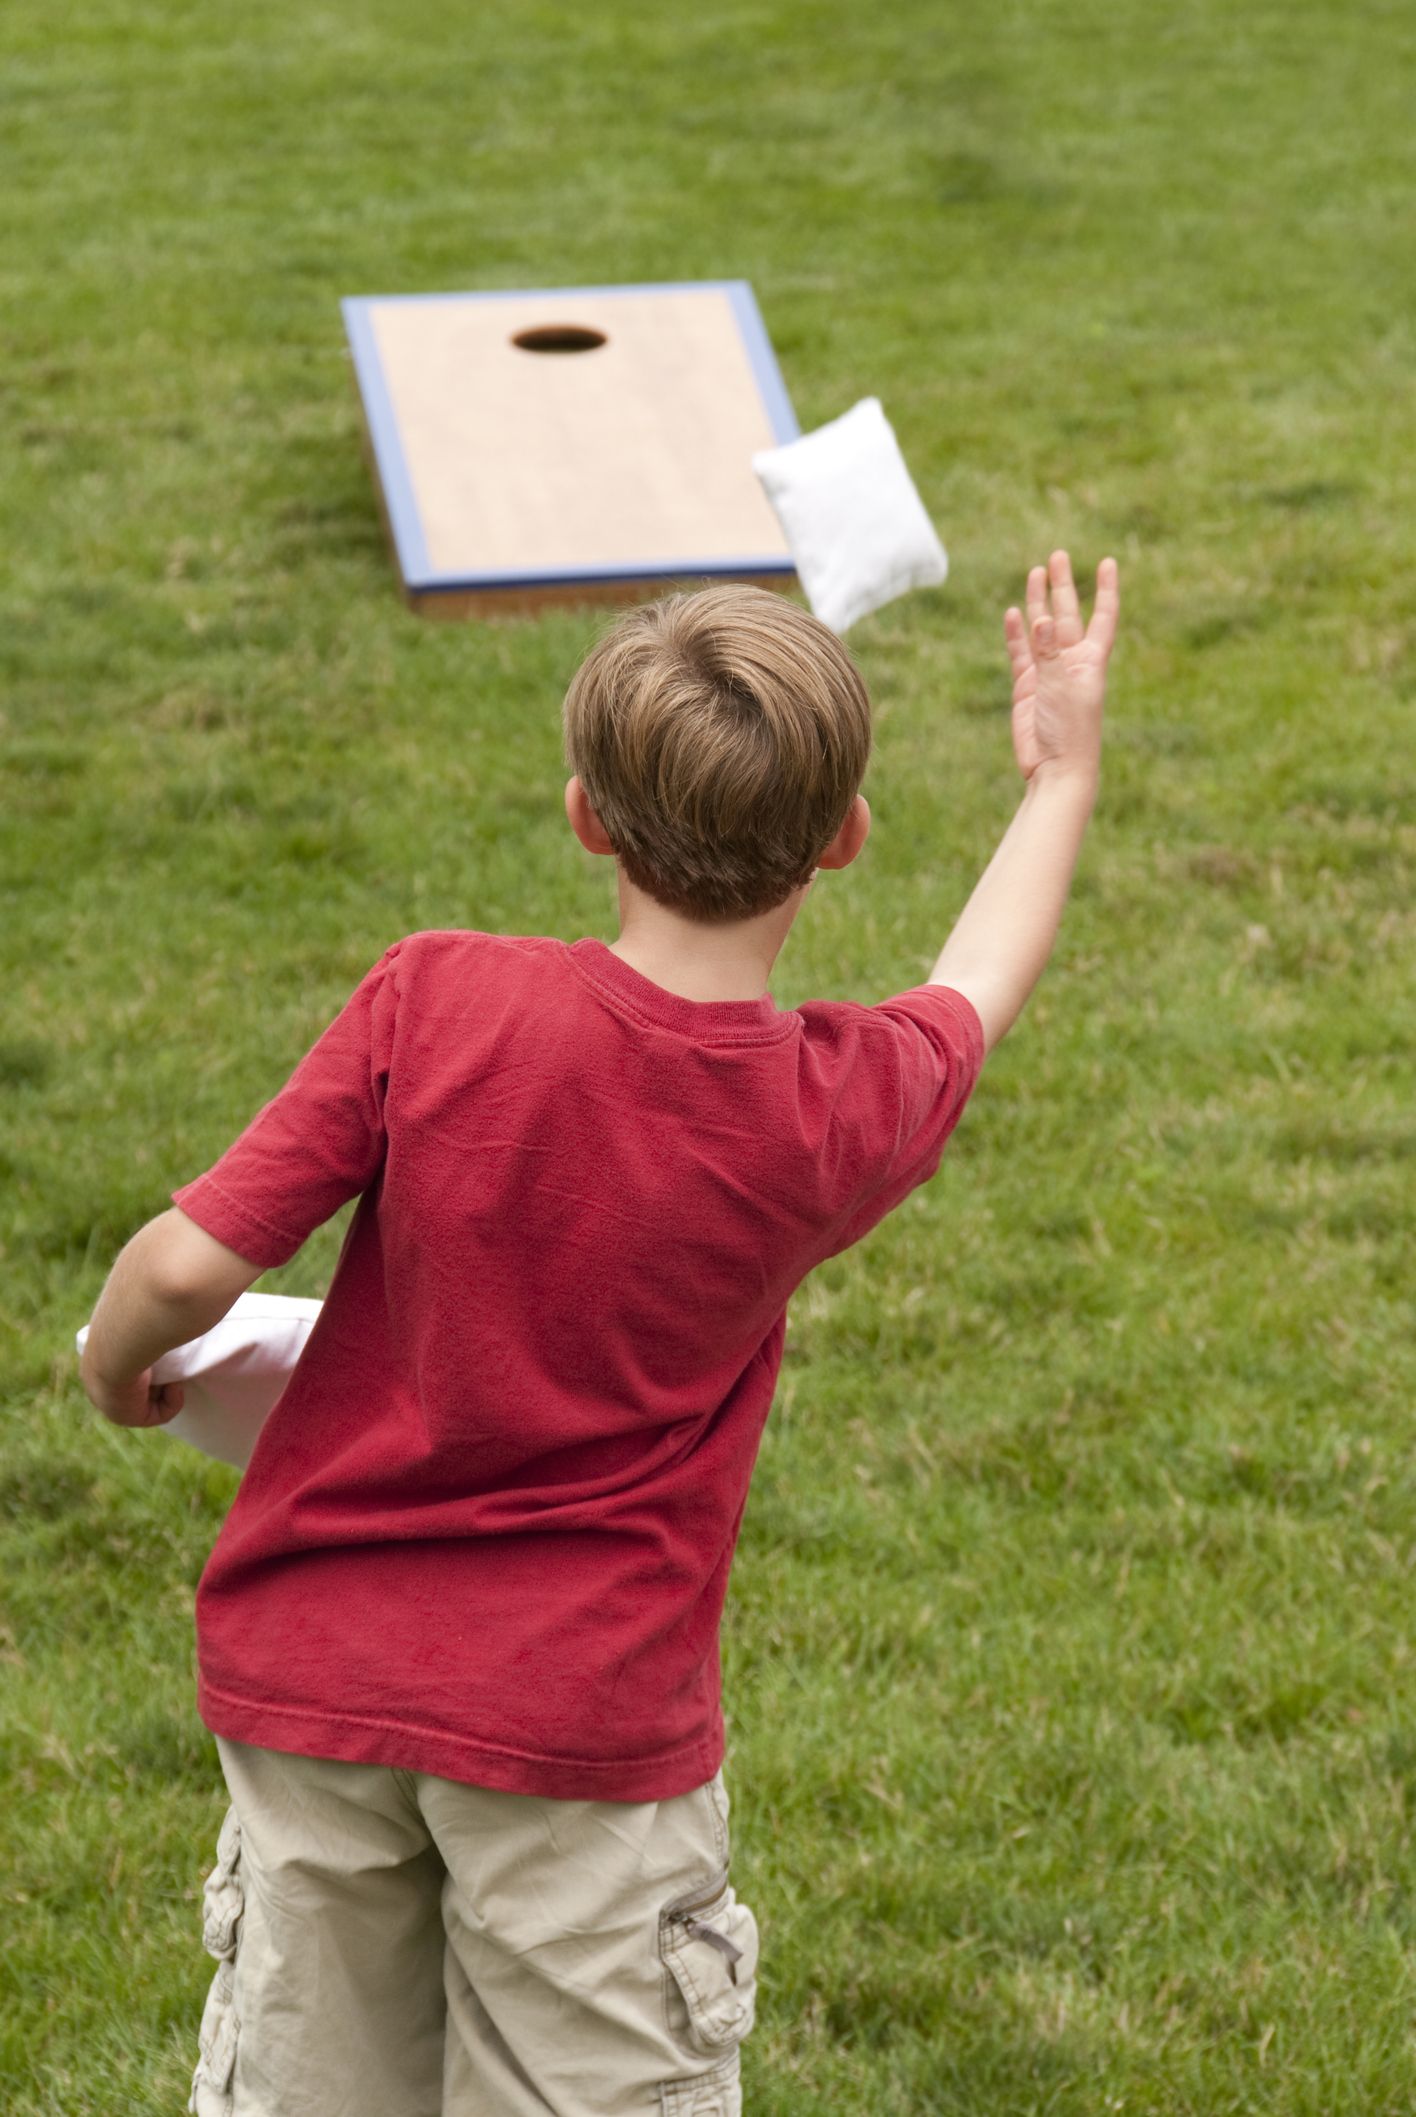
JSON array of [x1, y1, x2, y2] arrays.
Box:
[[929, 551, 1119, 1054]]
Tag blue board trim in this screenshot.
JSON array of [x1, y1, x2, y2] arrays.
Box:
[[724, 281, 800, 445], [409, 557, 798, 593], [341, 281, 799, 596], [341, 297, 431, 584]]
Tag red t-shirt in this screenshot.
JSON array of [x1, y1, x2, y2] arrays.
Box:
[[174, 931, 984, 1800]]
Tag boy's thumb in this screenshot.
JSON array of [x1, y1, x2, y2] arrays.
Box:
[[1032, 614, 1057, 659]]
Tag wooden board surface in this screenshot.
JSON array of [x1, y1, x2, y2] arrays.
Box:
[[343, 282, 799, 609]]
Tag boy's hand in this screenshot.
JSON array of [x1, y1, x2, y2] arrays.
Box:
[[79, 1207, 260, 1431], [81, 1359, 185, 1428], [929, 548, 1119, 1051], [1004, 552, 1119, 785]]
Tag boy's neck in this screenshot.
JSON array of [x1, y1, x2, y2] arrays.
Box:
[[608, 877, 805, 1004]]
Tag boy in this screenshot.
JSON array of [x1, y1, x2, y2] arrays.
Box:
[[80, 551, 1118, 2117]]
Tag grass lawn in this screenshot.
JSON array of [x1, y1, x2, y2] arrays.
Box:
[[3, 0, 1414, 2109]]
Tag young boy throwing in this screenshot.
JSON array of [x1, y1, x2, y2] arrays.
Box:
[[81, 551, 1119, 2117]]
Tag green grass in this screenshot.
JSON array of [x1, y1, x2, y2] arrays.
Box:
[[3, 0, 1415, 2109]]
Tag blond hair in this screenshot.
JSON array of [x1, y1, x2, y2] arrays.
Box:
[[563, 586, 872, 922]]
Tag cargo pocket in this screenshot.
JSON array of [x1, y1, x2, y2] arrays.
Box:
[[658, 2053, 742, 2117], [188, 1806, 244, 2116], [660, 1864, 759, 2058]]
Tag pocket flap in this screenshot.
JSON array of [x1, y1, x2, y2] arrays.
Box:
[[661, 1872, 759, 2054], [200, 1807, 245, 1961]]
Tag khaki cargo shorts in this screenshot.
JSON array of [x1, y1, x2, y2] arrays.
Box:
[[189, 1737, 758, 2117]]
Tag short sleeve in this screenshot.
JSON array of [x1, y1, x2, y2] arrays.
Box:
[[826, 982, 984, 1256], [171, 945, 403, 1269]]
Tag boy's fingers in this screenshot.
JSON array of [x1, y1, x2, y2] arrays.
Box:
[[1086, 556, 1120, 657], [1004, 606, 1033, 678], [1048, 550, 1083, 643], [1025, 565, 1048, 633], [1032, 613, 1058, 660]]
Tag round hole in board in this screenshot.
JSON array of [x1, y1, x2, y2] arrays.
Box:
[[511, 324, 608, 354]]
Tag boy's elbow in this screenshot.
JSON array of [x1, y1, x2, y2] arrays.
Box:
[[135, 1208, 261, 1310]]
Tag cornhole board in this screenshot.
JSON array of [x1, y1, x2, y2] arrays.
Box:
[[342, 281, 800, 618]]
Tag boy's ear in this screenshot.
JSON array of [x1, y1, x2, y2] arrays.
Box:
[[815, 794, 871, 872], [565, 776, 616, 856]]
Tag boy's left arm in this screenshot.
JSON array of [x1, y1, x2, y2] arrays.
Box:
[[82, 940, 402, 1427], [79, 1208, 264, 1428]]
